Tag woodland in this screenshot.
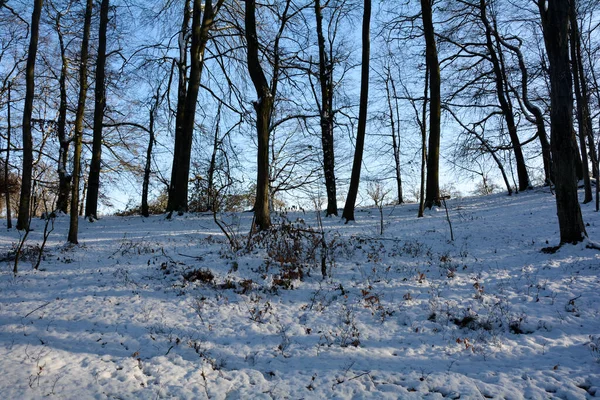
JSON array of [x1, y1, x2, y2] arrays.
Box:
[[1, 1, 600, 398], [0, 0, 597, 246]]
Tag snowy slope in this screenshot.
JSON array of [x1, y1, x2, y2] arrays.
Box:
[[0, 187, 599, 399]]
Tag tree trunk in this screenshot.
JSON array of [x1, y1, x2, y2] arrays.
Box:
[[481, 0, 530, 192], [315, 0, 338, 216], [418, 65, 429, 218], [342, 0, 371, 222], [167, 0, 191, 214], [384, 67, 403, 205], [245, 0, 273, 231], [569, 3, 595, 203], [68, 0, 93, 244], [55, 12, 71, 214], [141, 101, 157, 218], [570, 5, 598, 181], [421, 0, 441, 209], [496, 31, 553, 186], [85, 0, 110, 220], [539, 0, 586, 245], [167, 0, 220, 214], [5, 82, 12, 229], [571, 32, 592, 203], [16, 0, 43, 231], [206, 105, 222, 212]]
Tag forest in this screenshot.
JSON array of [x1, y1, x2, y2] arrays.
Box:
[[0, 0, 597, 243], [1, 0, 600, 398]]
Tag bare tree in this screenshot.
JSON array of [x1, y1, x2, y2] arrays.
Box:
[[538, 0, 586, 245], [167, 0, 223, 215], [314, 0, 338, 216], [85, 0, 110, 220], [569, 1, 597, 204], [68, 0, 93, 244], [342, 0, 371, 222], [421, 0, 441, 209], [16, 0, 43, 231], [245, 0, 275, 230]]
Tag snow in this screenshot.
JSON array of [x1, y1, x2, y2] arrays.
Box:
[[1, 187, 599, 399]]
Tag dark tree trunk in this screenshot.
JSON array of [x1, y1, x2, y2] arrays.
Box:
[[480, 0, 530, 192], [421, 0, 441, 209], [141, 100, 157, 218], [17, 0, 43, 231], [569, 3, 596, 203], [245, 0, 273, 231], [5, 82, 12, 229], [206, 105, 222, 212], [539, 0, 586, 244], [315, 0, 337, 216], [167, 0, 191, 214], [68, 0, 93, 244], [55, 12, 71, 214], [418, 65, 429, 218], [496, 30, 553, 186], [342, 0, 371, 222], [571, 30, 592, 203], [569, 4, 598, 181], [85, 0, 110, 220], [167, 0, 219, 214], [384, 70, 403, 204]]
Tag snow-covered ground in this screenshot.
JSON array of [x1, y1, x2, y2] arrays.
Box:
[[1, 187, 599, 399]]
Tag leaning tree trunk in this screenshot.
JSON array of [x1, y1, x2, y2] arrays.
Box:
[[245, 0, 273, 231], [85, 0, 110, 220], [481, 0, 530, 192], [315, 0, 338, 216], [495, 30, 553, 186], [539, 0, 586, 245], [342, 0, 371, 222], [68, 0, 93, 244], [421, 0, 441, 209], [17, 0, 43, 231]]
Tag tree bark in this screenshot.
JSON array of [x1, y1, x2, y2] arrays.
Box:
[[245, 0, 273, 231], [569, 2, 596, 203], [16, 0, 43, 231], [55, 12, 71, 214], [384, 69, 403, 205], [85, 0, 110, 220], [421, 0, 441, 209], [68, 0, 93, 244], [167, 0, 221, 214], [496, 31, 553, 186], [5, 82, 12, 229], [167, 0, 191, 214], [480, 0, 530, 192], [141, 101, 157, 218], [342, 0, 371, 222], [418, 65, 429, 218], [315, 0, 338, 216], [539, 0, 586, 245]]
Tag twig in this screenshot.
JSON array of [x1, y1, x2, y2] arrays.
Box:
[[24, 301, 52, 319]]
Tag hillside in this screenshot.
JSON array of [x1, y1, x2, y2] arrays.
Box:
[[1, 188, 599, 399]]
